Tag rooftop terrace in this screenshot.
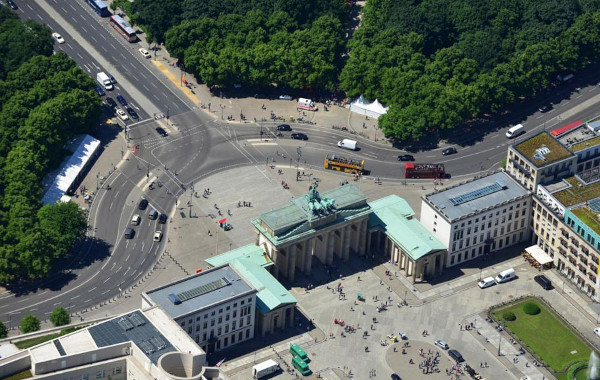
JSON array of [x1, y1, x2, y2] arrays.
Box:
[[570, 206, 600, 237], [514, 132, 573, 167], [553, 176, 600, 207]]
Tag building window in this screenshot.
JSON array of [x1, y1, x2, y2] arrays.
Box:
[[246, 329, 251, 338], [233, 310, 237, 318], [234, 303, 237, 307], [240, 319, 244, 328], [232, 321, 236, 329], [458, 253, 462, 262], [247, 315, 251, 325], [450, 256, 455, 265], [211, 320, 215, 326], [113, 367, 122, 375], [203, 322, 208, 329], [188, 326, 192, 334], [203, 332, 207, 341], [196, 324, 201, 331], [239, 332, 243, 340], [232, 334, 236, 344], [226, 306, 231, 311], [204, 313, 209, 319], [224, 337, 229, 347], [96, 371, 105, 379], [218, 317, 222, 323], [225, 325, 229, 333], [218, 327, 222, 335], [211, 311, 216, 316], [241, 300, 245, 305], [226, 314, 230, 321], [219, 308, 223, 314]]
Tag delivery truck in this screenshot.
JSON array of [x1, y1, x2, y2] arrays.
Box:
[[297, 98, 317, 111], [97, 72, 113, 90], [252, 359, 279, 379], [337, 139, 357, 151]]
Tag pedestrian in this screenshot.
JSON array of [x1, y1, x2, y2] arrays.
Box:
[[208, 230, 210, 235]]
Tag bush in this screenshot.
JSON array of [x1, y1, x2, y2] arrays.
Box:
[[49, 307, 70, 327], [502, 311, 517, 321], [20, 314, 41, 333], [523, 302, 541, 315]]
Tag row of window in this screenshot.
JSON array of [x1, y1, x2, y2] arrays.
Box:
[[179, 299, 253, 328], [188, 314, 253, 335], [196, 328, 252, 348], [449, 232, 523, 266], [63, 366, 121, 380]]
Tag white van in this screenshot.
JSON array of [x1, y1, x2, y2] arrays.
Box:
[[337, 139, 357, 151], [252, 359, 279, 379], [478, 276, 496, 289], [506, 124, 524, 138], [495, 268, 516, 283]]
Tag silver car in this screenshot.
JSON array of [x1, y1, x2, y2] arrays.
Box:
[[434, 339, 449, 349]]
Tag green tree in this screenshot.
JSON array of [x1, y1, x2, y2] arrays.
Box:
[[20, 314, 40, 333], [0, 320, 7, 338], [50, 307, 70, 327]]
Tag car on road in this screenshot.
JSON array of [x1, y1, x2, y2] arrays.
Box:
[[254, 93, 267, 99], [7, 0, 17, 9], [398, 154, 415, 161], [277, 124, 292, 131], [153, 231, 163, 242], [105, 97, 117, 108], [434, 339, 449, 349], [139, 48, 151, 59], [52, 33, 65, 44], [391, 375, 401, 380], [279, 95, 293, 100], [116, 94, 127, 106], [95, 85, 105, 97], [594, 327, 600, 337], [138, 199, 148, 210], [158, 213, 167, 224], [538, 105, 552, 113], [448, 349, 464, 363], [109, 74, 117, 84], [127, 107, 139, 119], [124, 228, 135, 239], [131, 214, 141, 226], [442, 147, 457, 155], [291, 132, 308, 140], [156, 127, 168, 137], [116, 109, 129, 121]]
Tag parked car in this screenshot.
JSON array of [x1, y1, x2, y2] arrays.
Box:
[[108, 74, 117, 84], [391, 375, 401, 380], [139, 48, 151, 59], [7, 0, 17, 10], [442, 147, 457, 155], [156, 127, 168, 137], [138, 199, 148, 210], [52, 33, 65, 44], [153, 231, 163, 242], [158, 213, 168, 224], [478, 277, 496, 289], [116, 94, 127, 106], [448, 349, 464, 363], [95, 85, 105, 97], [291, 133, 308, 140], [279, 95, 293, 100], [105, 97, 117, 108], [127, 107, 139, 119], [254, 93, 267, 99], [116, 109, 129, 121], [277, 124, 292, 131], [538, 105, 552, 113], [434, 339, 449, 350], [131, 214, 141, 226], [398, 154, 415, 161], [594, 327, 600, 337], [534, 274, 552, 290]]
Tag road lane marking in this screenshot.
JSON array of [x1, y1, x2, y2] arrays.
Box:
[[88, 287, 96, 292], [103, 277, 111, 283]]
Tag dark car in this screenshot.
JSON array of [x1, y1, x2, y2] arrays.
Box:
[[116, 94, 127, 106], [291, 133, 308, 140], [108, 74, 117, 84], [448, 349, 464, 363], [391, 375, 401, 380], [156, 127, 168, 137], [277, 124, 292, 131], [105, 97, 117, 108], [538, 105, 552, 113], [534, 274, 553, 290], [254, 93, 267, 99], [95, 85, 105, 97], [398, 154, 415, 161], [127, 107, 139, 119], [7, 0, 17, 9], [158, 213, 168, 224], [138, 199, 148, 210], [442, 147, 457, 156]]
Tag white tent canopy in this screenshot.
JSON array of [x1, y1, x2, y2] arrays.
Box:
[[525, 245, 553, 265], [350, 95, 389, 119]]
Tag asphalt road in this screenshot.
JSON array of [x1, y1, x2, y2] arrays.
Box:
[[4, 0, 600, 326]]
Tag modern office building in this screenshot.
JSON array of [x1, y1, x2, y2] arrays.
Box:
[[421, 172, 532, 267], [142, 265, 257, 354], [0, 308, 227, 380]]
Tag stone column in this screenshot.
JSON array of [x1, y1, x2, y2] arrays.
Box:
[[326, 231, 335, 265], [343, 225, 351, 261], [304, 238, 314, 274], [384, 238, 390, 260], [358, 219, 367, 256], [271, 248, 279, 278], [288, 245, 297, 283]]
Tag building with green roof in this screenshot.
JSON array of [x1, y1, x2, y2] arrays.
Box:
[[206, 244, 297, 337]]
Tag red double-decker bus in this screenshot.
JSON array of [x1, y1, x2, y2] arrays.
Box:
[[109, 15, 137, 42], [405, 163, 445, 179]]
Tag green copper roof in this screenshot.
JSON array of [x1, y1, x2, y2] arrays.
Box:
[[205, 244, 273, 268], [369, 195, 446, 260], [205, 245, 296, 314]]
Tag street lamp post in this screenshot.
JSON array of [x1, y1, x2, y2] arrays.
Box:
[[68, 302, 72, 317], [497, 323, 503, 356], [96, 172, 100, 190], [220, 104, 225, 120]]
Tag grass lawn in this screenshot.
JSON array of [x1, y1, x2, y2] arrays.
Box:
[[493, 299, 591, 373]]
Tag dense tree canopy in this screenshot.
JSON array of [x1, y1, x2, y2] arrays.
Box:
[[0, 11, 100, 283]]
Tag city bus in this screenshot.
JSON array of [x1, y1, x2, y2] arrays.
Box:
[[289, 344, 309, 362], [291, 357, 311, 376], [109, 15, 137, 42], [85, 0, 110, 17], [324, 154, 365, 174], [405, 163, 445, 179]]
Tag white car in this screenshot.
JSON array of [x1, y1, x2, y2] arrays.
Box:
[[434, 339, 449, 349], [131, 214, 141, 226], [116, 109, 129, 121], [594, 327, 600, 337], [153, 231, 163, 242], [478, 276, 496, 289], [279, 95, 293, 100], [139, 48, 151, 58], [52, 33, 65, 44]]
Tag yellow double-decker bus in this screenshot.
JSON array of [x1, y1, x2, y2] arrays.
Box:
[[324, 154, 365, 174]]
